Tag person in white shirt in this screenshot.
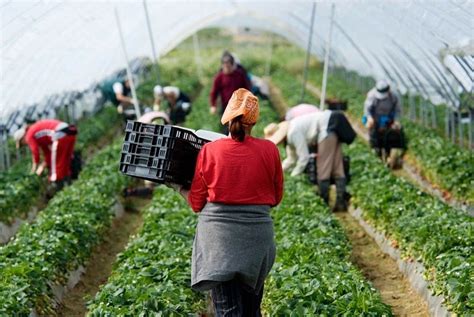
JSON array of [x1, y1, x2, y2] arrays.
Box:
[[266, 110, 355, 211], [153, 85, 164, 111]]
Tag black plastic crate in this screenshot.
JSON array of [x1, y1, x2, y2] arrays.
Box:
[[325, 99, 348, 111], [120, 121, 211, 188]]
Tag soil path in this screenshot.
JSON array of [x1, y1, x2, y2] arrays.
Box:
[[57, 197, 148, 317], [335, 211, 429, 316], [266, 78, 288, 118]]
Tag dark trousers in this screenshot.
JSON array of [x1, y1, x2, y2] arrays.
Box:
[[211, 279, 264, 317]]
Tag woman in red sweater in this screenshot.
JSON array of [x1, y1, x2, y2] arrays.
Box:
[[174, 88, 283, 316], [210, 51, 251, 134]]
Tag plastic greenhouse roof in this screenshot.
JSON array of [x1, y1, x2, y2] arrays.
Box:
[[1, 0, 473, 120]]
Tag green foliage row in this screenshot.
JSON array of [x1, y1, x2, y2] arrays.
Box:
[[87, 41, 389, 315], [346, 140, 474, 315], [0, 141, 128, 315], [87, 186, 207, 316], [240, 40, 474, 204], [263, 175, 392, 316], [0, 106, 121, 224], [263, 43, 472, 314]]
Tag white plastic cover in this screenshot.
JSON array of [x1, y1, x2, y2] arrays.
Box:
[[1, 0, 472, 120]]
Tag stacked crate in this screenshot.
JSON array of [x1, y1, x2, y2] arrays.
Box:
[[120, 121, 208, 188]]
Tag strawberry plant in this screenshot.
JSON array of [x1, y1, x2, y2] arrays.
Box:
[[263, 175, 392, 316], [87, 186, 207, 315], [0, 141, 128, 315], [346, 140, 474, 315], [88, 44, 390, 315]]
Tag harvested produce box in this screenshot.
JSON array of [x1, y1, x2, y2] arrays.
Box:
[[120, 121, 224, 188]]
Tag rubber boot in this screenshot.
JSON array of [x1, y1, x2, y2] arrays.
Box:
[[123, 187, 153, 198], [318, 179, 331, 205], [132, 187, 153, 197], [334, 177, 348, 212]]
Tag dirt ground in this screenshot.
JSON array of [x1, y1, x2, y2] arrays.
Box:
[[335, 211, 429, 317], [57, 197, 148, 317]]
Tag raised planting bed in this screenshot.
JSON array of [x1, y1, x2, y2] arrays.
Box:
[[88, 55, 390, 315], [0, 142, 128, 315], [346, 140, 473, 315], [87, 186, 207, 315], [262, 175, 392, 315]]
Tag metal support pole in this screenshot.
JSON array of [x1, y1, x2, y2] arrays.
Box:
[[458, 110, 463, 146], [300, 1, 317, 103], [0, 125, 6, 171], [115, 7, 141, 118], [445, 106, 449, 138], [431, 103, 437, 129], [264, 34, 273, 78], [143, 0, 160, 84], [421, 99, 426, 127], [469, 108, 473, 149], [450, 108, 456, 143], [192, 33, 204, 81], [320, 3, 335, 109]]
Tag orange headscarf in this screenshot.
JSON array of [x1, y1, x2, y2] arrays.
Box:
[[221, 88, 259, 125]]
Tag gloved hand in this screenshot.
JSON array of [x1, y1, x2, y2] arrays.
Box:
[[366, 116, 375, 129], [391, 121, 401, 130]]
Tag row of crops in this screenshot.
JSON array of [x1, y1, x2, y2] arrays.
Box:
[[257, 43, 472, 315], [305, 63, 474, 205], [242, 39, 473, 205], [1, 33, 471, 315], [0, 46, 210, 315], [0, 141, 127, 315], [87, 60, 392, 315], [0, 107, 120, 224]]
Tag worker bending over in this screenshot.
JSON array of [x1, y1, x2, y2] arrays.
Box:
[[14, 119, 77, 189], [266, 110, 355, 211]]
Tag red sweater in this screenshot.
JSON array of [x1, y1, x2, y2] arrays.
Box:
[[209, 68, 251, 110], [25, 119, 62, 164], [188, 136, 284, 212]]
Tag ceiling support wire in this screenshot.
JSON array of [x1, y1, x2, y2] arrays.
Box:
[[264, 33, 273, 78], [192, 32, 204, 82], [143, 0, 161, 84], [289, 11, 326, 58], [319, 3, 335, 110], [393, 41, 455, 108], [114, 7, 141, 118], [415, 44, 459, 105], [2, 4, 86, 112], [300, 1, 317, 103], [1, 1, 42, 31], [2, 2, 63, 50], [453, 55, 474, 85], [384, 52, 420, 121]]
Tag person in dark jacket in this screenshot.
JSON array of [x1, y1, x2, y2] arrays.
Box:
[[162, 86, 191, 125]]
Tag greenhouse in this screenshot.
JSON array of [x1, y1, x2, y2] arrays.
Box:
[[0, 0, 473, 316]]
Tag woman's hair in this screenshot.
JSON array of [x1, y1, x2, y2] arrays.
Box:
[[229, 115, 246, 142], [221, 51, 234, 65]]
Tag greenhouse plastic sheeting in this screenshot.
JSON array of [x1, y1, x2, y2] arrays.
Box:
[[1, 0, 472, 120]]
